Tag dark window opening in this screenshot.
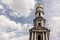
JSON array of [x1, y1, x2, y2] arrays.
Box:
[[38, 23, 41, 26], [39, 13, 40, 16], [38, 35, 41, 40]]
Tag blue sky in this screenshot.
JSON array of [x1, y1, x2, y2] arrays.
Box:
[[0, 0, 60, 40]]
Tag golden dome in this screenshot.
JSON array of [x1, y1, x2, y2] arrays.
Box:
[[37, 4, 43, 8], [36, 4, 43, 10]]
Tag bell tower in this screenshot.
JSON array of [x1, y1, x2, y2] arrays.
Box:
[[29, 4, 50, 40], [34, 4, 45, 27]]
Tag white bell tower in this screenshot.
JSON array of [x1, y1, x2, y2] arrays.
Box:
[[29, 4, 50, 40]]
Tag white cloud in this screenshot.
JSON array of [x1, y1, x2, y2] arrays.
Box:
[[0, 15, 33, 40], [10, 35, 29, 40], [1, 0, 60, 40], [0, 15, 22, 31], [2, 0, 35, 17], [0, 5, 4, 9], [10, 11, 21, 17], [2, 0, 13, 9], [44, 0, 60, 40], [48, 16, 60, 40]]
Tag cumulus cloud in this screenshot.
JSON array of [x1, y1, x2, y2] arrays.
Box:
[[2, 0, 13, 9], [0, 15, 33, 40], [10, 11, 21, 17], [0, 5, 4, 9], [0, 0, 60, 40], [0, 0, 35, 25], [0, 15, 22, 31], [2, 0, 35, 17]]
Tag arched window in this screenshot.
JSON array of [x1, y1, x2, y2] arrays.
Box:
[[39, 12, 40, 16], [38, 35, 41, 40], [38, 23, 41, 26]]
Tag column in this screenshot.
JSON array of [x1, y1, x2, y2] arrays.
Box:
[[46, 32, 48, 40], [43, 32, 45, 40], [31, 32, 33, 40], [35, 32, 36, 40]]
